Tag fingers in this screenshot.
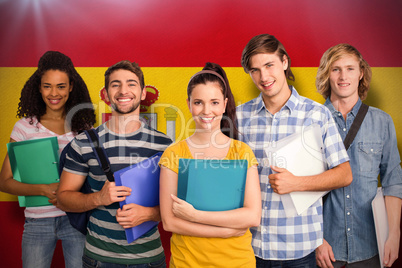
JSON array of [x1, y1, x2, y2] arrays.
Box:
[[316, 258, 333, 268], [329, 250, 336, 263], [270, 165, 285, 173], [383, 249, 397, 267], [170, 194, 182, 203], [99, 182, 132, 205]]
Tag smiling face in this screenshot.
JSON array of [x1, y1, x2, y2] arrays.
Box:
[[187, 81, 227, 133], [249, 52, 289, 103], [329, 54, 363, 102], [105, 69, 146, 115], [40, 70, 72, 114]]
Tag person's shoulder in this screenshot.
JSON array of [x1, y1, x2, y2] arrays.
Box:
[[14, 116, 38, 127], [165, 139, 186, 151], [10, 117, 40, 141], [231, 139, 255, 154], [71, 125, 103, 147], [142, 123, 173, 144], [366, 105, 394, 124], [297, 94, 324, 107], [232, 139, 250, 149], [160, 139, 187, 159], [367, 105, 389, 117], [297, 95, 331, 113]]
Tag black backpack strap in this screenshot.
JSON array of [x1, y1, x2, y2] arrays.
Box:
[[85, 129, 114, 182], [343, 103, 369, 151]]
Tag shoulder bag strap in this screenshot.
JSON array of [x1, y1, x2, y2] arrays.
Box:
[[85, 129, 114, 182], [343, 103, 369, 150]]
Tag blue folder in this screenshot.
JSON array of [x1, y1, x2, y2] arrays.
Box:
[[7, 137, 60, 207], [114, 152, 162, 243], [178, 159, 248, 211]]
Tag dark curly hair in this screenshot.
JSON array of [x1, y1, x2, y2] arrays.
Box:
[[187, 62, 239, 140], [16, 51, 96, 133]]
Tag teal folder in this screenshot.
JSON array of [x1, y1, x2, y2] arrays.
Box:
[[178, 159, 248, 211], [7, 137, 60, 207]]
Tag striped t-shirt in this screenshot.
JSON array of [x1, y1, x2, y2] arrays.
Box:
[[10, 117, 75, 218], [63, 122, 172, 265]]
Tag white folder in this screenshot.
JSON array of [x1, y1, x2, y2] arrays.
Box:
[[264, 124, 328, 217], [372, 187, 388, 268]]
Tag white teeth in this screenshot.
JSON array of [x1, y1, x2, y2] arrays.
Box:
[[263, 81, 274, 87], [49, 99, 60, 104], [118, 98, 131, 102], [200, 117, 213, 121]]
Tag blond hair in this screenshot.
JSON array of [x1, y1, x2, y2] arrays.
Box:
[[316, 43, 372, 100]]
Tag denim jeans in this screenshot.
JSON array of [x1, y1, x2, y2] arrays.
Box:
[[256, 251, 316, 268], [82, 254, 166, 268], [22, 215, 86, 268]]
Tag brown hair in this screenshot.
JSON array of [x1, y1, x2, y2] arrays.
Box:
[[316, 43, 372, 100], [104, 60, 145, 90], [241, 34, 295, 81], [187, 62, 239, 140]]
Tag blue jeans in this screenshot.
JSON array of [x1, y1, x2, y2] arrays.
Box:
[[82, 254, 166, 268], [22, 215, 86, 268], [256, 251, 316, 268]]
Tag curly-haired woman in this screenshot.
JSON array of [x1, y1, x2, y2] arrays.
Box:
[[0, 51, 96, 268]]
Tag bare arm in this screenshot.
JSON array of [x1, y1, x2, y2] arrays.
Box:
[[57, 170, 132, 212], [269, 161, 352, 194], [159, 166, 248, 238], [0, 139, 59, 203], [171, 165, 261, 228], [383, 195, 401, 267]]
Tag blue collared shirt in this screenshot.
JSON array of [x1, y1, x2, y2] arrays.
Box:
[[236, 87, 349, 260], [323, 98, 402, 263]]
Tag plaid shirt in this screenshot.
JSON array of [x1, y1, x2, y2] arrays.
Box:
[[236, 87, 349, 260]]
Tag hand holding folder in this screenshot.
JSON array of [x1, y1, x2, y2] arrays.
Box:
[[7, 137, 60, 207], [264, 124, 328, 217], [178, 159, 248, 211], [114, 152, 162, 243]]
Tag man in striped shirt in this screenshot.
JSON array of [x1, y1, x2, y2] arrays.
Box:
[[236, 34, 353, 268], [58, 60, 172, 267]]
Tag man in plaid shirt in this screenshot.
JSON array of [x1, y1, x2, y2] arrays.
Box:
[[236, 34, 353, 268]]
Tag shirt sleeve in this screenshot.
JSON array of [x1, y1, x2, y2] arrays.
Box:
[[321, 108, 350, 169], [10, 119, 28, 141], [159, 144, 180, 174], [62, 137, 90, 177], [240, 142, 259, 168], [380, 114, 402, 198]]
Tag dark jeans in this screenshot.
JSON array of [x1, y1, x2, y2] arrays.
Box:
[[82, 254, 166, 268], [256, 251, 316, 268], [332, 255, 380, 268]]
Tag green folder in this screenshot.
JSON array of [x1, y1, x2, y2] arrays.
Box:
[[178, 159, 248, 211], [7, 137, 60, 207]]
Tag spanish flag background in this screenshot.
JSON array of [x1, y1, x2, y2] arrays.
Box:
[[0, 0, 401, 266]]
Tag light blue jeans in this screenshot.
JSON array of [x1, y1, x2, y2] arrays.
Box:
[[22, 215, 86, 268]]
